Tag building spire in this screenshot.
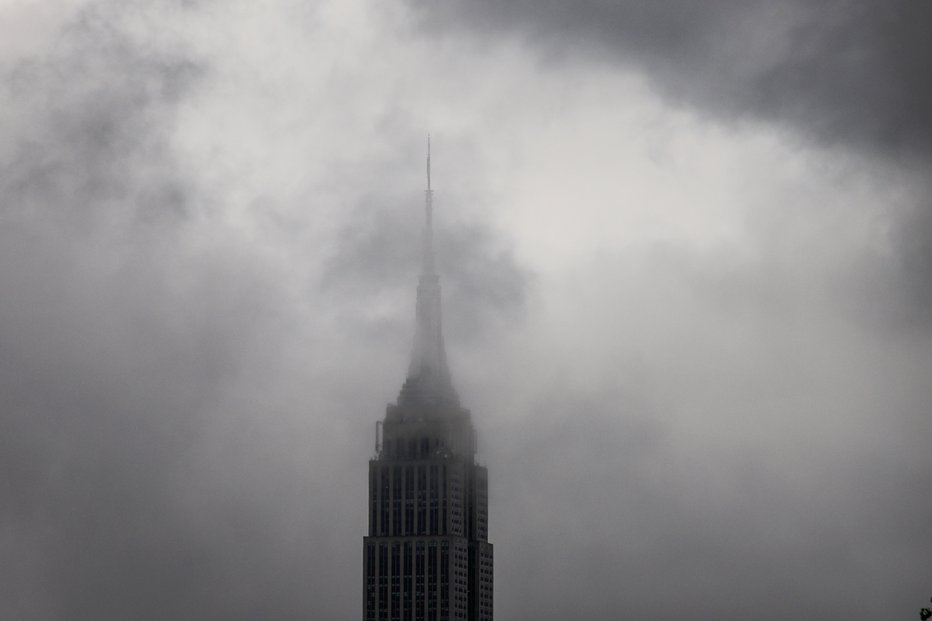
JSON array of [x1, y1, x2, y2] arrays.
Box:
[[400, 136, 458, 409], [423, 134, 435, 276]]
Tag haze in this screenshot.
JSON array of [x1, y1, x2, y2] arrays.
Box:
[[1, 1, 930, 619]]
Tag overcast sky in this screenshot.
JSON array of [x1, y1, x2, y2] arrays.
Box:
[[1, 1, 930, 619]]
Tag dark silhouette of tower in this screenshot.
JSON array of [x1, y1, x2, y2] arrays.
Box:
[[363, 139, 493, 621]]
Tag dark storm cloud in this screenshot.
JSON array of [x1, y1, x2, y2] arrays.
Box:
[[410, 1, 932, 160], [410, 0, 932, 323]]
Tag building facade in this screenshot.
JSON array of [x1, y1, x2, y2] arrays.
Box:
[[363, 144, 493, 621]]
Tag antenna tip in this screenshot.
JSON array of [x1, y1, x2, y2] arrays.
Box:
[[426, 134, 432, 190]]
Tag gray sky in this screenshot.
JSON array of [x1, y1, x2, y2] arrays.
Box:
[[1, 1, 930, 619]]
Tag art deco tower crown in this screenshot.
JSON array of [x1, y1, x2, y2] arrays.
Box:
[[363, 140, 493, 621]]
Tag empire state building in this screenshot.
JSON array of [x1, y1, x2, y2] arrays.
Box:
[[363, 142, 493, 621]]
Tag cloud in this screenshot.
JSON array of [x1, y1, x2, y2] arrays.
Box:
[[409, 1, 932, 160], [323, 189, 530, 346], [483, 244, 932, 619], [0, 4, 330, 619], [2, 1, 930, 620], [0, 4, 199, 227], [408, 0, 932, 326], [0, 3, 532, 618]]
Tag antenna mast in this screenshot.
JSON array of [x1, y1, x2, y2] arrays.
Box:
[[423, 134, 435, 275]]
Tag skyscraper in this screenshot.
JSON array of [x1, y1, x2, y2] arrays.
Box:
[[363, 141, 493, 621]]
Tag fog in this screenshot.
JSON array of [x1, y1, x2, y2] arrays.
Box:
[[1, 1, 930, 619]]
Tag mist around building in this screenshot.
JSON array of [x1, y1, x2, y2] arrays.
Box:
[[1, 2, 931, 620]]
